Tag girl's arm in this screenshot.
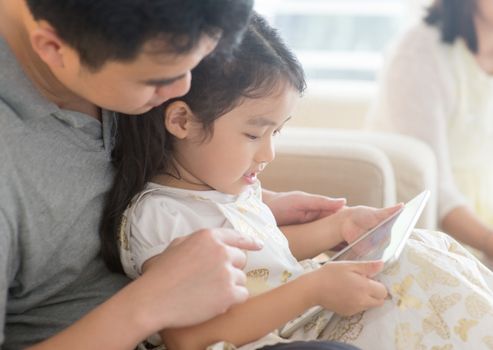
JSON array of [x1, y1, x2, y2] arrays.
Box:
[[161, 260, 387, 350], [162, 272, 314, 350], [280, 214, 344, 260], [280, 205, 403, 260]]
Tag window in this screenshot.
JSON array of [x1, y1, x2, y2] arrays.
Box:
[[255, 0, 415, 85]]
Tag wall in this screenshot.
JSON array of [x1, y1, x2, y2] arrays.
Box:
[[290, 81, 375, 130]]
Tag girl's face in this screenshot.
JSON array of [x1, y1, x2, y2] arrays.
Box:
[[170, 85, 299, 195]]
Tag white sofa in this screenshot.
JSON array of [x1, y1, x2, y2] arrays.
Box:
[[259, 127, 438, 230]]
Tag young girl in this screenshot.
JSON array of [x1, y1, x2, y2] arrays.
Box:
[[101, 14, 493, 350]]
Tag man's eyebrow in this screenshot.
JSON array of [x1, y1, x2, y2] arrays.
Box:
[[246, 116, 292, 127], [141, 73, 187, 86]]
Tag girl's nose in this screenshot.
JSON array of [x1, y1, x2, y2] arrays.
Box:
[[257, 137, 275, 164]]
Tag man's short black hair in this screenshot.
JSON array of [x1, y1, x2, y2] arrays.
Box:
[[26, 0, 253, 70]]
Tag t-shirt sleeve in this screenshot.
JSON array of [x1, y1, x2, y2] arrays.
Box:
[[0, 210, 16, 346], [121, 195, 195, 277], [0, 128, 18, 346]]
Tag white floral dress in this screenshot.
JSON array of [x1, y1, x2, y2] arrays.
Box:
[[119, 182, 493, 349]]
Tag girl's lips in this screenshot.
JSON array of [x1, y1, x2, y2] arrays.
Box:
[[243, 172, 257, 184]]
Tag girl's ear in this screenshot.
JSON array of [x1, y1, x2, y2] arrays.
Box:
[[164, 101, 195, 139]]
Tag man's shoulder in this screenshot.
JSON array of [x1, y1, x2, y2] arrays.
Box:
[[0, 37, 57, 125]]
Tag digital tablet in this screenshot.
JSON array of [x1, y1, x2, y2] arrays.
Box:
[[329, 190, 430, 267], [279, 190, 430, 338], [279, 190, 430, 337]]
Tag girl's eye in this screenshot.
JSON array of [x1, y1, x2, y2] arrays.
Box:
[[244, 133, 259, 140]]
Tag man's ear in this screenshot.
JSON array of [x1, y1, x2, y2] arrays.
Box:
[[164, 101, 195, 139], [29, 21, 71, 69]]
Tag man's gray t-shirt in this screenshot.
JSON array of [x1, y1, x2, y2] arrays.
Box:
[[0, 38, 129, 348]]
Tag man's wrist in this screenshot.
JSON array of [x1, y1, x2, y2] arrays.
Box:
[[102, 278, 159, 346], [26, 278, 157, 350], [124, 275, 175, 337]]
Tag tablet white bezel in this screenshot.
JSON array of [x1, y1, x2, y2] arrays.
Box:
[[330, 190, 430, 266]]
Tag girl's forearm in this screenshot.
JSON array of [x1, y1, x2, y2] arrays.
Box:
[[162, 273, 316, 350], [280, 216, 343, 260]]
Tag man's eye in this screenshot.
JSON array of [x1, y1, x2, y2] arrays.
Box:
[[244, 133, 259, 140]]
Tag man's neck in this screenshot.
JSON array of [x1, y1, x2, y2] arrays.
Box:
[[0, 0, 100, 119]]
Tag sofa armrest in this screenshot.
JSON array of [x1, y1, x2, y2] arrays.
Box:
[[260, 135, 397, 209]]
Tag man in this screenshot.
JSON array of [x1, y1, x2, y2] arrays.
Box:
[[0, 1, 350, 349]]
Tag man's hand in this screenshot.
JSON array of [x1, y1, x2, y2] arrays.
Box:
[[27, 228, 263, 350], [262, 189, 346, 226], [334, 204, 403, 244], [138, 228, 264, 332]]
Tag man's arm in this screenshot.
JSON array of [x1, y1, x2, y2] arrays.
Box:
[[27, 229, 263, 350], [262, 189, 346, 226]]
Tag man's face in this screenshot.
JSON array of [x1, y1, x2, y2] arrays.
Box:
[[57, 36, 218, 115]]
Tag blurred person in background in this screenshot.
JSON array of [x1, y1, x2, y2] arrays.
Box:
[[368, 0, 493, 267]]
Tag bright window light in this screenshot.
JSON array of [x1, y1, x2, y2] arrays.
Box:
[[255, 0, 414, 84]]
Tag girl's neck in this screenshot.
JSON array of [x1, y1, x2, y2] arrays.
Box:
[[152, 159, 213, 192]]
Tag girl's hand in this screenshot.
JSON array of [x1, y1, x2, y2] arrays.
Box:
[[335, 204, 403, 244], [305, 260, 388, 316]]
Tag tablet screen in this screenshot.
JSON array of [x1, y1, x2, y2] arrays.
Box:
[[330, 190, 430, 264]]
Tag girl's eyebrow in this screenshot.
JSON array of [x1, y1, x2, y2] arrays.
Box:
[[141, 73, 187, 86], [247, 116, 292, 127]]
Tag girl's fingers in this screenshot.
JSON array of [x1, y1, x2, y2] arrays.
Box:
[[367, 279, 388, 300], [381, 203, 404, 217], [349, 260, 385, 277]]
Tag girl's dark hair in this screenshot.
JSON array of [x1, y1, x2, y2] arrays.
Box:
[[424, 0, 478, 52], [26, 0, 253, 70], [100, 13, 306, 273]]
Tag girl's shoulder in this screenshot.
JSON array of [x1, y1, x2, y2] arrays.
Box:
[[126, 183, 233, 227]]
